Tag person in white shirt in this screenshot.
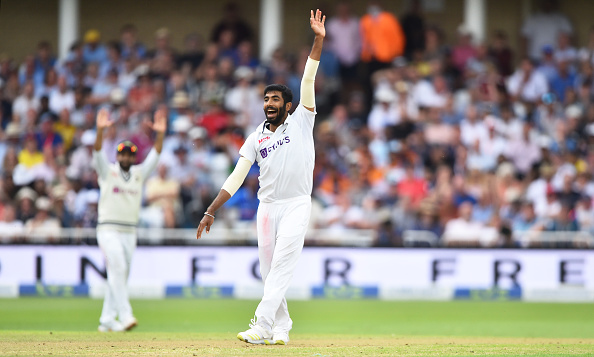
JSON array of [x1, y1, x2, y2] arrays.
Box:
[[196, 9, 326, 346], [12, 82, 40, 126], [507, 58, 549, 103], [92, 108, 165, 333], [48, 76, 75, 114], [521, 0, 572, 61]]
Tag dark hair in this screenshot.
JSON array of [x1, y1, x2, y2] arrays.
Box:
[[263, 84, 293, 104]]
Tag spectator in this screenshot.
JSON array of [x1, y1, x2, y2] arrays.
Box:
[[360, 1, 405, 76], [145, 164, 181, 228], [82, 29, 108, 65], [507, 57, 549, 104], [120, 24, 146, 60], [521, 0, 572, 61], [488, 30, 514, 77], [0, 204, 24, 243], [177, 33, 205, 70], [12, 81, 39, 126], [442, 201, 483, 247], [210, 2, 254, 48], [451, 25, 477, 73], [49, 76, 75, 114], [33, 41, 57, 88], [24, 196, 61, 243], [326, 1, 361, 84]]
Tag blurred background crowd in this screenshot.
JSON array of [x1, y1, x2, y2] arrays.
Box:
[[1, 0, 594, 247]]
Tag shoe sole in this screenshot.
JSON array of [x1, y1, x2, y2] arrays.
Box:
[[124, 320, 138, 331], [237, 334, 273, 345]]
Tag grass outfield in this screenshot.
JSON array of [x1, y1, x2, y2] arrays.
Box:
[[0, 298, 593, 356]]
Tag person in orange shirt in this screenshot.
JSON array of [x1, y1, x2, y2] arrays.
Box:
[[360, 1, 405, 107], [360, 1, 405, 67]]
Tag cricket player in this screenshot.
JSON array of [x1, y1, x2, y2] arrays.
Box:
[[196, 9, 326, 345], [92, 108, 166, 332]]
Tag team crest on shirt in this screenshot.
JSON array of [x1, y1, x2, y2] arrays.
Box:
[[260, 148, 268, 158]]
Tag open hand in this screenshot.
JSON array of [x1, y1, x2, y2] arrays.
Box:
[[149, 107, 167, 133], [310, 9, 326, 38], [96, 108, 113, 129]]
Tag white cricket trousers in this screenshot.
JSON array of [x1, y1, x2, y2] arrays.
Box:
[[97, 229, 136, 324], [254, 195, 311, 333]]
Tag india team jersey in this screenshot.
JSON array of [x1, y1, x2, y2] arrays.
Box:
[[240, 104, 316, 203], [92, 148, 159, 232]]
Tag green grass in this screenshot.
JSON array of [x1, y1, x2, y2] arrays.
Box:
[[1, 299, 594, 356]]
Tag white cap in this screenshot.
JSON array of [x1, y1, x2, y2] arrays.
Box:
[[374, 87, 396, 103], [234, 66, 253, 80], [16, 187, 38, 201], [35, 196, 52, 211], [110, 88, 125, 104], [81, 130, 96, 146], [189, 126, 207, 140], [173, 116, 192, 133], [565, 105, 583, 119]]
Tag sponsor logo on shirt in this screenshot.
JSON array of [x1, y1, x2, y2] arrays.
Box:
[[260, 136, 290, 159], [112, 187, 139, 195], [258, 136, 271, 144]]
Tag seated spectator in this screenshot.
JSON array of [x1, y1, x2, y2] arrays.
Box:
[[507, 57, 549, 103], [0, 204, 24, 243], [53, 109, 76, 151], [12, 81, 39, 125], [24, 196, 61, 243], [48, 75, 75, 114], [512, 201, 545, 233], [546, 203, 579, 231], [120, 24, 146, 60], [225, 172, 259, 222], [442, 201, 483, 247], [145, 164, 181, 228], [82, 29, 108, 64]]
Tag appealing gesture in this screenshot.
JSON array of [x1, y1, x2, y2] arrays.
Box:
[[310, 9, 326, 38], [96, 108, 113, 129], [149, 107, 167, 133]]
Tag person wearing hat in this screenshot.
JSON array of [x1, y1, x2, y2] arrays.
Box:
[[92, 107, 166, 332], [83, 29, 108, 64]]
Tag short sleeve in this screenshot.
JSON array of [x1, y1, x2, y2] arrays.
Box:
[[292, 104, 317, 132], [239, 132, 257, 163]]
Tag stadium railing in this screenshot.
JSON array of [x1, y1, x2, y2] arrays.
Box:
[[3, 228, 594, 248]]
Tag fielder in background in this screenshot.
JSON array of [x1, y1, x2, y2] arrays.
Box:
[[196, 9, 326, 345], [92, 107, 166, 332]]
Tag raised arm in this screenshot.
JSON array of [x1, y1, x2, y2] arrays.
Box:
[[148, 107, 166, 154], [92, 108, 113, 179], [301, 9, 325, 112], [93, 108, 113, 152]]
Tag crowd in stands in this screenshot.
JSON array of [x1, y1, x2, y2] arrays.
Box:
[[1, 0, 594, 247]]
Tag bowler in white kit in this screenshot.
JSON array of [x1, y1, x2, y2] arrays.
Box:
[[92, 108, 166, 332], [196, 9, 326, 345]]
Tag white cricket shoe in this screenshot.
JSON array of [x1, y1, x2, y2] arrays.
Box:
[[120, 317, 138, 331], [98, 320, 124, 332], [237, 318, 273, 344], [272, 332, 290, 345]]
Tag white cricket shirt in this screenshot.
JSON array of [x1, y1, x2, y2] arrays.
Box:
[[239, 104, 316, 203], [92, 148, 159, 232]]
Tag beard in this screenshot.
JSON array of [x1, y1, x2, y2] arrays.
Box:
[[119, 161, 132, 171], [264, 105, 286, 127]]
